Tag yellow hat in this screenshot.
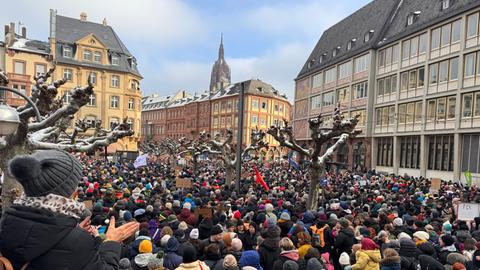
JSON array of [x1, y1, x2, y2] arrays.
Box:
[[139, 239, 153, 253]]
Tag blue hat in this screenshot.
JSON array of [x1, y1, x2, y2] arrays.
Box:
[[123, 211, 133, 221], [134, 208, 146, 218]]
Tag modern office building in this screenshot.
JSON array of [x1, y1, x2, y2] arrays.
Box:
[[294, 0, 480, 181]]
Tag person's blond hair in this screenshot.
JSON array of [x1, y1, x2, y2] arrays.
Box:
[[279, 237, 295, 251]]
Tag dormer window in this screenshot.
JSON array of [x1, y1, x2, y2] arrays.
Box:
[[308, 59, 316, 68], [111, 54, 120, 65], [364, 30, 374, 42], [442, 0, 450, 10], [63, 46, 72, 58], [320, 53, 327, 64], [347, 39, 356, 51], [131, 59, 137, 70], [333, 47, 340, 57], [407, 11, 421, 26]]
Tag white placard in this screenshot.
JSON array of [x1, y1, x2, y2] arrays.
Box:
[[457, 203, 480, 221]]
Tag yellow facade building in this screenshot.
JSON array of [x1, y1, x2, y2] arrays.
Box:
[[2, 11, 142, 152]]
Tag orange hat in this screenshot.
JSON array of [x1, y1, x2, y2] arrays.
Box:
[[139, 239, 153, 253]]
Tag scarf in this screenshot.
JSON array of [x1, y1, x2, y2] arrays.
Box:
[[415, 239, 427, 246], [442, 244, 457, 252], [14, 193, 86, 219]]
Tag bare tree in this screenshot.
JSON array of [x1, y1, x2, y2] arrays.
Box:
[[267, 106, 361, 210], [0, 66, 133, 210], [207, 128, 268, 186]]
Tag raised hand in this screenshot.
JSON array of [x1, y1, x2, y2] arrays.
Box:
[[104, 216, 139, 242]]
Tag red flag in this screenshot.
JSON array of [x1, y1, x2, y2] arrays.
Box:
[[253, 165, 269, 192]]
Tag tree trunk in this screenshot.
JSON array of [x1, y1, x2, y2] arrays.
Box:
[[307, 164, 322, 211], [225, 165, 234, 187], [1, 145, 26, 213]]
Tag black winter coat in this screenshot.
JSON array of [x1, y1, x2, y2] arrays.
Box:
[[0, 205, 122, 270], [334, 227, 355, 256], [418, 254, 444, 270], [258, 237, 281, 270]]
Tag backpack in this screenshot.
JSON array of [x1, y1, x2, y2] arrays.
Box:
[[311, 225, 326, 248], [0, 257, 29, 270]]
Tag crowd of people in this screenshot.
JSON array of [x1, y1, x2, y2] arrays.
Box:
[[1, 149, 480, 270]]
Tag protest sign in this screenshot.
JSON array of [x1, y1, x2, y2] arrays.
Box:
[[195, 207, 213, 219], [457, 203, 480, 221], [430, 178, 441, 192], [176, 178, 192, 188]]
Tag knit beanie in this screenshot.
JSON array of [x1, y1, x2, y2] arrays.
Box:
[[283, 261, 299, 270], [211, 224, 223, 236], [307, 258, 323, 270], [147, 257, 163, 270], [442, 234, 455, 247], [139, 239, 153, 253], [280, 212, 291, 221], [413, 231, 430, 241], [182, 245, 197, 263], [189, 228, 199, 240], [223, 254, 238, 270], [118, 258, 131, 270], [160, 234, 171, 247], [9, 150, 83, 197], [339, 252, 351, 266], [178, 221, 188, 231], [393, 217, 403, 227]]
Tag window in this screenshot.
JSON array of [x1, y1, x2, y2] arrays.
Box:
[[35, 64, 46, 77], [438, 60, 448, 82], [379, 50, 385, 67], [476, 93, 480, 117], [467, 13, 479, 38], [419, 33, 427, 54], [463, 93, 473, 117], [312, 73, 323, 88], [407, 14, 415, 26], [452, 20, 461, 43], [437, 98, 446, 120], [63, 68, 73, 81], [261, 101, 267, 110], [347, 41, 352, 51], [354, 54, 369, 73], [11, 84, 26, 98], [429, 63, 438, 84], [377, 137, 393, 167], [336, 88, 350, 103], [427, 135, 454, 171], [400, 136, 421, 169], [94, 51, 102, 63], [462, 135, 480, 173], [392, 44, 400, 63], [431, 28, 441, 50], [418, 68, 425, 87], [409, 70, 417, 89], [110, 118, 120, 129], [338, 61, 352, 79], [410, 36, 418, 57], [311, 95, 321, 110], [465, 52, 476, 77], [63, 46, 72, 58], [440, 24, 451, 47], [378, 78, 384, 96], [352, 110, 366, 126], [252, 100, 259, 110], [260, 117, 267, 126], [447, 96, 456, 119], [402, 39, 410, 60], [385, 47, 392, 65], [442, 0, 450, 10], [89, 72, 97, 84], [128, 99, 135, 110], [14, 61, 25, 75], [401, 72, 409, 91], [322, 91, 334, 106], [353, 81, 368, 99], [63, 91, 72, 104], [324, 68, 336, 83], [111, 54, 120, 65], [428, 100, 437, 121], [449, 57, 458, 80], [110, 96, 119, 108], [251, 115, 258, 125], [364, 32, 370, 42], [83, 50, 92, 61], [111, 75, 120, 87], [88, 94, 96, 107], [332, 48, 338, 57]]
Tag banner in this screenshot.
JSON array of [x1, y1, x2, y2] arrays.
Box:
[[134, 154, 148, 168], [457, 203, 480, 221], [465, 171, 473, 186]]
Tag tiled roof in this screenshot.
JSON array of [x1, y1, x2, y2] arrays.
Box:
[[8, 37, 50, 55]]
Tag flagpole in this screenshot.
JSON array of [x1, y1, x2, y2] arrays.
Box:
[[235, 82, 245, 194]]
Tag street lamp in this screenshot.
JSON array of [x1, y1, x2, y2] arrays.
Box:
[[0, 86, 42, 136]]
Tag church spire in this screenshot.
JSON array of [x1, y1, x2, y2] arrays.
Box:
[[218, 33, 224, 60]]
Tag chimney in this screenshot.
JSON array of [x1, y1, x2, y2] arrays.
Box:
[[4, 25, 9, 36], [9, 22, 15, 36], [80, 12, 87, 22], [102, 18, 107, 26], [21, 27, 26, 38]]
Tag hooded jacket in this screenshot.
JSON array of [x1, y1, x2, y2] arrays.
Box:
[[418, 254, 445, 270], [334, 227, 355, 256], [351, 249, 381, 270], [177, 208, 197, 226], [240, 250, 264, 270], [163, 238, 182, 270], [175, 260, 211, 270], [0, 205, 122, 270], [258, 227, 281, 270], [272, 250, 299, 270]]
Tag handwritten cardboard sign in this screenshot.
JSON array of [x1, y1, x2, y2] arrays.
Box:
[[195, 207, 213, 219], [176, 178, 193, 189], [430, 178, 441, 192], [457, 203, 480, 221]]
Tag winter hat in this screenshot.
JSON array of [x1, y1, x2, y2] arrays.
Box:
[[425, 224, 434, 231], [139, 239, 153, 253], [280, 212, 291, 221], [443, 221, 453, 232], [339, 218, 349, 228], [223, 254, 238, 269], [182, 245, 197, 263], [283, 261, 299, 270], [339, 252, 351, 266], [165, 202, 172, 209], [442, 234, 455, 246], [160, 234, 171, 247], [211, 224, 223, 236], [447, 252, 467, 265], [119, 258, 131, 270], [123, 211, 133, 222], [146, 205, 154, 212], [178, 221, 188, 231], [134, 208, 146, 218], [265, 203, 274, 212], [393, 217, 403, 227], [231, 238, 243, 251], [147, 257, 163, 270], [183, 202, 191, 210], [307, 258, 323, 270], [413, 231, 430, 241], [189, 228, 199, 240], [452, 262, 467, 270], [9, 150, 83, 197]]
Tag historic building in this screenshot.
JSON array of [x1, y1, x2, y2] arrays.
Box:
[[294, 0, 480, 181], [1, 11, 142, 152], [142, 38, 291, 159]]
